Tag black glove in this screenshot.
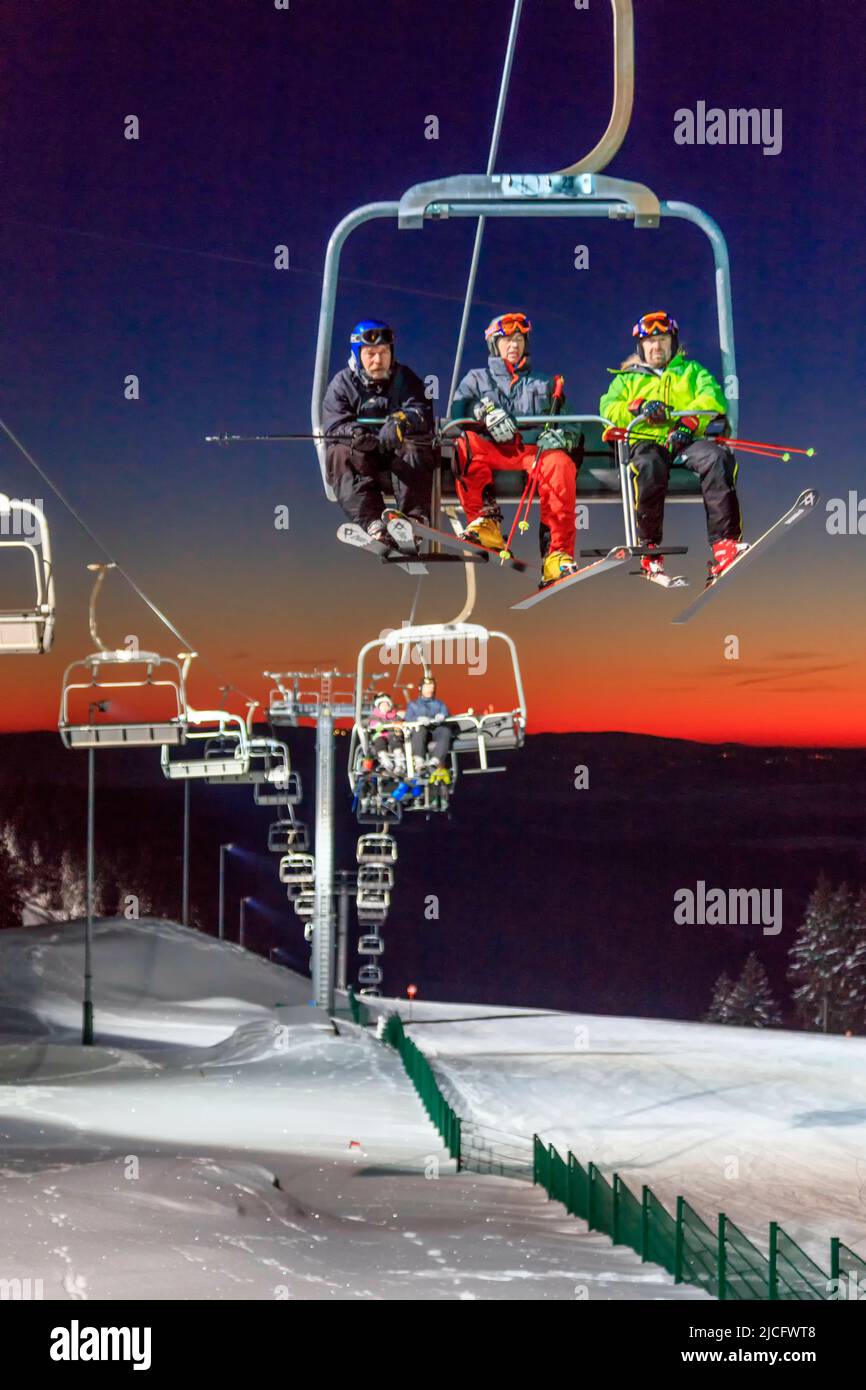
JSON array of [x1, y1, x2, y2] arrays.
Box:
[[378, 411, 409, 452], [704, 415, 729, 439], [351, 427, 380, 454], [665, 425, 694, 456], [641, 399, 667, 424]]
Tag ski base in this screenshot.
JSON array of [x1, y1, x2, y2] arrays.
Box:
[[511, 547, 633, 610], [630, 569, 690, 589], [384, 511, 528, 573], [337, 523, 428, 575], [671, 489, 819, 625]]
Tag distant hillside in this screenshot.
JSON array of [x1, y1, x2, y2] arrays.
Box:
[[1, 729, 864, 1020]]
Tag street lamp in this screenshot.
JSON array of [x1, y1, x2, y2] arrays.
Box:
[[239, 895, 253, 949], [218, 842, 235, 941], [82, 699, 109, 1046]]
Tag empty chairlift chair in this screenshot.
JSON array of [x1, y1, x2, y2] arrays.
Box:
[[59, 565, 187, 749], [0, 496, 56, 655], [356, 833, 398, 866]]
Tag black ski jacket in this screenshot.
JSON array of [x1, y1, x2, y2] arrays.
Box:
[[322, 363, 433, 441]]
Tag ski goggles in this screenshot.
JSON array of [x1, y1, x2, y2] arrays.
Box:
[[351, 326, 395, 348], [487, 312, 532, 339], [633, 311, 678, 339]]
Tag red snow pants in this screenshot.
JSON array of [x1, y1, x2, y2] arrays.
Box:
[[452, 431, 577, 555]]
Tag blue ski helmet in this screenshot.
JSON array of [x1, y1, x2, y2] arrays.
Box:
[[349, 319, 395, 374]]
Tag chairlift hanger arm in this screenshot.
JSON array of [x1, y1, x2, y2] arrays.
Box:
[[554, 0, 634, 176]]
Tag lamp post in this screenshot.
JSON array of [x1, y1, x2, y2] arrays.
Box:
[[239, 896, 252, 949], [83, 699, 109, 1046], [218, 842, 235, 941]]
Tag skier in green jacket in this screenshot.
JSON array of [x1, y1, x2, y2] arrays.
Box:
[[600, 311, 746, 579]]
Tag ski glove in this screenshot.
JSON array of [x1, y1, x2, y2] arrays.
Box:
[[536, 426, 573, 453], [703, 414, 729, 438], [639, 399, 667, 423], [351, 428, 380, 454], [666, 425, 694, 456], [474, 396, 517, 443], [378, 411, 410, 451]]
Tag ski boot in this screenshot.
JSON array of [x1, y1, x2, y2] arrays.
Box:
[[366, 518, 391, 546], [709, 537, 749, 581], [463, 514, 506, 551], [429, 766, 451, 786], [542, 550, 579, 585], [640, 543, 665, 579]]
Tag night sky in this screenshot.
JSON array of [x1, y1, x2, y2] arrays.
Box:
[[1, 0, 864, 744]]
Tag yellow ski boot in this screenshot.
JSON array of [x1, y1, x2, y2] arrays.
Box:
[[463, 515, 506, 551], [542, 550, 579, 585], [429, 766, 452, 786]]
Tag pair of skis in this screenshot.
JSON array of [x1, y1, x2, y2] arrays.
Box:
[[338, 490, 819, 623]]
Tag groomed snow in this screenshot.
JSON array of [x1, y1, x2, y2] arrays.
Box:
[[0, 919, 706, 1300], [369, 997, 866, 1267]]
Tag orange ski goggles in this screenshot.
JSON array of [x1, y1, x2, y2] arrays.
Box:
[[487, 312, 532, 339], [632, 310, 678, 339]]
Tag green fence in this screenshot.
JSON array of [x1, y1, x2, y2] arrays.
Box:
[[382, 1013, 462, 1163], [532, 1137, 864, 1301]]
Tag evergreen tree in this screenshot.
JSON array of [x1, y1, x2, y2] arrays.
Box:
[[788, 878, 866, 1034], [0, 839, 25, 929], [705, 971, 734, 1023], [726, 953, 782, 1027]]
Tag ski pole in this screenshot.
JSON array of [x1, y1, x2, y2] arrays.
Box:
[[502, 375, 566, 559], [721, 436, 816, 457]]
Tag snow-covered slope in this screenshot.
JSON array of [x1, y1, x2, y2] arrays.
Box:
[[372, 998, 866, 1266], [0, 919, 705, 1300]]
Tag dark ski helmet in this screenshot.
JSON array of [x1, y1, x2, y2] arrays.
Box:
[[632, 310, 679, 360], [349, 319, 395, 378]]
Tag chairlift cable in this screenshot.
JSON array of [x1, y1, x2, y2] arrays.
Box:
[[445, 0, 525, 416], [0, 414, 258, 704]]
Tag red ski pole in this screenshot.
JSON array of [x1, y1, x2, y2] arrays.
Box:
[[502, 375, 566, 559]]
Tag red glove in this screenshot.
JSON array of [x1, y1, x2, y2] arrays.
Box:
[[627, 396, 645, 415], [678, 415, 700, 432]]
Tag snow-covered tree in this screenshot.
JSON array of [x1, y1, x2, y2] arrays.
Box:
[[726, 953, 782, 1027], [0, 839, 25, 928], [705, 971, 734, 1023], [788, 878, 866, 1034]]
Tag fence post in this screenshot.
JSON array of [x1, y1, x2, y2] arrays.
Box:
[[612, 1173, 621, 1244], [674, 1195, 685, 1284], [568, 1153, 577, 1216], [532, 1134, 540, 1185], [641, 1185, 650, 1262], [768, 1221, 779, 1300], [718, 1212, 727, 1301], [547, 1144, 555, 1202], [830, 1235, 840, 1283], [587, 1162, 596, 1231]]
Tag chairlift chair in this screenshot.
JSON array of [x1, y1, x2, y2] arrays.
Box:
[[0, 496, 56, 654], [293, 891, 316, 919], [160, 708, 250, 779], [268, 819, 309, 853], [356, 833, 398, 865], [279, 852, 316, 886], [356, 884, 390, 913], [310, 0, 737, 555], [358, 965, 384, 988], [357, 865, 394, 891], [59, 565, 188, 749], [357, 934, 385, 956]]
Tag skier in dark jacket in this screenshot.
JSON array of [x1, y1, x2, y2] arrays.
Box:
[[322, 320, 435, 544], [404, 676, 452, 785], [450, 311, 579, 584]]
